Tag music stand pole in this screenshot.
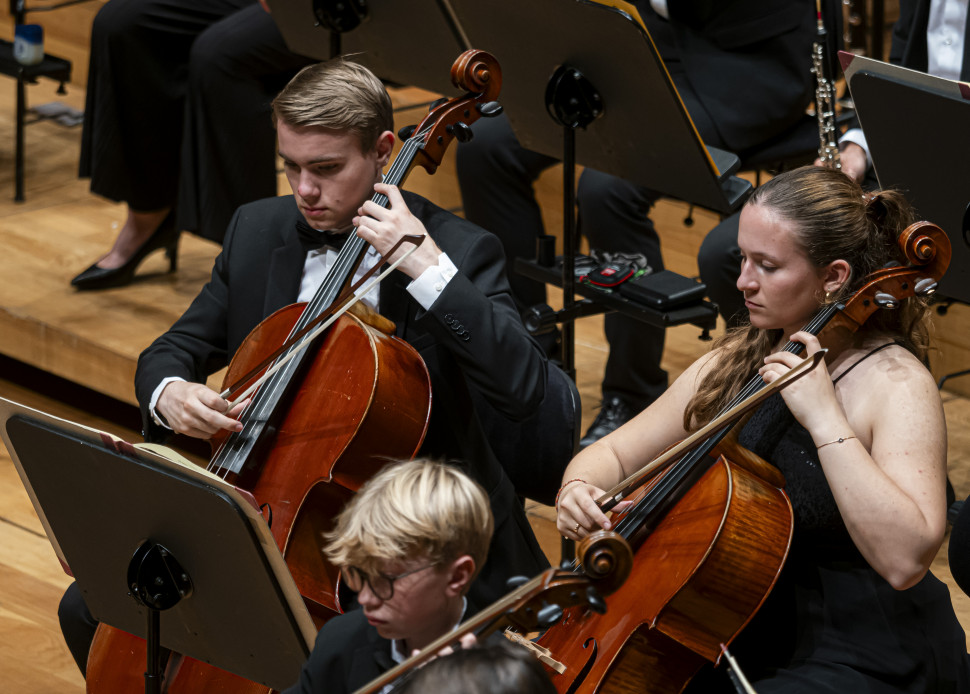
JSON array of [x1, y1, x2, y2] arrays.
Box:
[[126, 540, 194, 694], [545, 65, 604, 379]]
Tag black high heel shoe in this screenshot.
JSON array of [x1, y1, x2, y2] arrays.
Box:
[[71, 212, 179, 290]]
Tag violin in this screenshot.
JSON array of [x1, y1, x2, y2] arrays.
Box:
[[83, 49, 505, 693], [534, 221, 950, 693]]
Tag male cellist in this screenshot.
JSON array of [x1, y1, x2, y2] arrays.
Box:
[[58, 58, 550, 676]]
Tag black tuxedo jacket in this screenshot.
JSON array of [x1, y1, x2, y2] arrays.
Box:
[[281, 598, 501, 694], [134, 192, 550, 605], [281, 609, 389, 694], [891, 0, 970, 80]]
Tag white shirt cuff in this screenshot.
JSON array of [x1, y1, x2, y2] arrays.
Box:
[[840, 128, 872, 169], [149, 377, 185, 429], [406, 252, 457, 310]]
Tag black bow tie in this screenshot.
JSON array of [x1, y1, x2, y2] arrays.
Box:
[[295, 219, 352, 253]]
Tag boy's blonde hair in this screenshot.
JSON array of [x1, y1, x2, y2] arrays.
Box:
[[324, 460, 493, 583], [271, 58, 393, 152]]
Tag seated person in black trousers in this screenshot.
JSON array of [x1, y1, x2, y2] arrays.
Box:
[[71, 0, 312, 289], [456, 0, 817, 446], [59, 58, 550, 680], [283, 459, 503, 694], [698, 0, 966, 324]]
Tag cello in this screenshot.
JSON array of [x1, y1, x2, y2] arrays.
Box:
[[83, 49, 505, 693], [531, 221, 951, 693]]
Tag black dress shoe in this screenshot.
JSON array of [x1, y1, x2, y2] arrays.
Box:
[[71, 212, 179, 290], [579, 396, 637, 449]]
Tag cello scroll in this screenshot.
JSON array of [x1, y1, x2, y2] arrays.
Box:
[[405, 50, 503, 175]]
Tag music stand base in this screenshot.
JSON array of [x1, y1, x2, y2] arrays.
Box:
[[127, 539, 193, 694]]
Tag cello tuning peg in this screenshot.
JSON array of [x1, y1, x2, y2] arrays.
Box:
[[397, 124, 417, 142], [505, 575, 530, 590], [477, 101, 503, 117], [585, 586, 607, 614], [915, 278, 938, 296], [873, 291, 898, 309], [536, 602, 564, 629], [447, 121, 474, 144], [429, 97, 449, 112]]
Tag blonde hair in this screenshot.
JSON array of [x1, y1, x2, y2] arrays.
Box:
[[684, 166, 930, 431], [271, 58, 393, 152], [324, 460, 493, 582]]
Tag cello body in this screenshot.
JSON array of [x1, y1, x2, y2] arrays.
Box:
[[216, 307, 431, 620], [539, 456, 792, 693], [85, 310, 431, 694]]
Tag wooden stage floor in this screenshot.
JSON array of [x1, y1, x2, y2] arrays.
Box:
[[2, 80, 970, 692]]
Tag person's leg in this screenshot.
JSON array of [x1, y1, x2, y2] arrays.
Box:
[[73, 0, 249, 284], [698, 211, 745, 325], [576, 169, 666, 444], [456, 113, 559, 316], [178, 5, 313, 242], [58, 582, 98, 676], [80, 0, 250, 208], [571, 9, 736, 444]]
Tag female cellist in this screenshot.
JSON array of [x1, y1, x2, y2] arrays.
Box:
[[556, 166, 970, 692]]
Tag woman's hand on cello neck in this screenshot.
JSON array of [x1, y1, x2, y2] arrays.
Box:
[[556, 352, 715, 539], [556, 478, 618, 540]]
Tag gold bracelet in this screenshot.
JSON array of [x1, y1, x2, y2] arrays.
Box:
[[817, 435, 856, 450]]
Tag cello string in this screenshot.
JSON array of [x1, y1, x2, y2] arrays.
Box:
[[608, 302, 842, 540], [208, 136, 425, 475]]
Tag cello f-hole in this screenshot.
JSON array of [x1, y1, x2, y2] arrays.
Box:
[[563, 638, 599, 694]]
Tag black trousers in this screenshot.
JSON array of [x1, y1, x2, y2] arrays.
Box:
[[58, 581, 98, 676], [79, 0, 312, 242], [455, 17, 726, 410]]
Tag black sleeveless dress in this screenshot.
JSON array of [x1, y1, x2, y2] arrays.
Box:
[[698, 347, 970, 692]]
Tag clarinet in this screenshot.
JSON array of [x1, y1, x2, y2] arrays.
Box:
[[812, 0, 841, 170]]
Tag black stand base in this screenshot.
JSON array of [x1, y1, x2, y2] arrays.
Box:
[[127, 540, 193, 694]]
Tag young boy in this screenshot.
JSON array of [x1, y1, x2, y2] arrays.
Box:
[[282, 458, 493, 694]]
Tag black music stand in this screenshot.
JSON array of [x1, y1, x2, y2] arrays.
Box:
[[444, 0, 750, 376], [267, 0, 469, 95], [842, 52, 970, 305], [0, 397, 316, 694]]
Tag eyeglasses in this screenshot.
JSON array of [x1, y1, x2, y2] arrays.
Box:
[[342, 563, 438, 600]]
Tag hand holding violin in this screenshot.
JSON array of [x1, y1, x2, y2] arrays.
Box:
[[354, 183, 445, 280], [156, 380, 249, 439]]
